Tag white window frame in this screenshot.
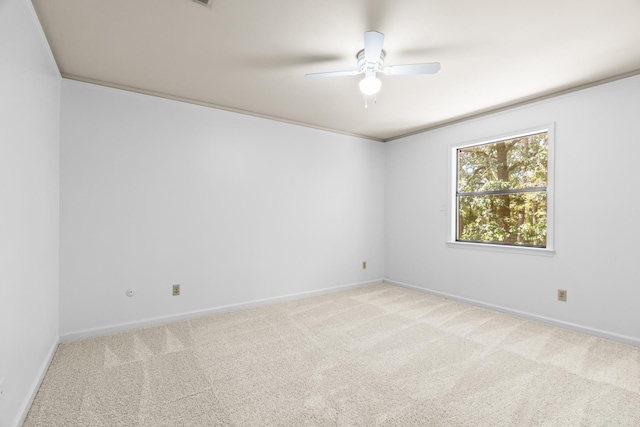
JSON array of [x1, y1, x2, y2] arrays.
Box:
[[446, 123, 555, 256]]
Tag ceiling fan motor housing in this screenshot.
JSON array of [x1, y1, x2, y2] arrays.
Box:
[[357, 49, 385, 75]]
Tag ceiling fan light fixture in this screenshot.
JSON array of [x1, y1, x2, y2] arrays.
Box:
[[305, 31, 440, 100], [359, 75, 381, 95]]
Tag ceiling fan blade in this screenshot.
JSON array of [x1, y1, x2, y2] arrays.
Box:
[[364, 31, 384, 63], [383, 63, 441, 75], [305, 70, 360, 79]]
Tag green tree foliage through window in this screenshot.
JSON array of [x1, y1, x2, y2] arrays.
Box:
[[456, 131, 548, 247]]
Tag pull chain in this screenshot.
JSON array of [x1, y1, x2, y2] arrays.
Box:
[[364, 94, 378, 108]]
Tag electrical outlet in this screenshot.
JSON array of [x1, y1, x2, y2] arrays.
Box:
[[558, 289, 567, 302], [173, 284, 180, 296], [362, 261, 367, 269]]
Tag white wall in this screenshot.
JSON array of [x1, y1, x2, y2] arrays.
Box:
[[0, 0, 60, 425], [385, 74, 640, 345], [59, 80, 385, 337]]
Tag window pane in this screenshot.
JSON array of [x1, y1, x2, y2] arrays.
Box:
[[458, 132, 548, 193], [457, 192, 547, 247]]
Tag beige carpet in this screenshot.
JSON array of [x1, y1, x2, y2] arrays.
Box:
[[24, 283, 640, 426]]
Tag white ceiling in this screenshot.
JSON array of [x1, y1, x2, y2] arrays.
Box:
[[32, 0, 640, 141]]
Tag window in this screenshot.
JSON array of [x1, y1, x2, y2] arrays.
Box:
[[448, 125, 554, 254]]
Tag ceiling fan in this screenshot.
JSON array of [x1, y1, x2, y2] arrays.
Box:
[[305, 31, 441, 97]]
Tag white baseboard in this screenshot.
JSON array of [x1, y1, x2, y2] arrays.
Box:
[[15, 336, 59, 427], [60, 279, 384, 343], [384, 278, 640, 348]]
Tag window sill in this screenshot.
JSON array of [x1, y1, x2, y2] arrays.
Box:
[[446, 241, 555, 256]]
